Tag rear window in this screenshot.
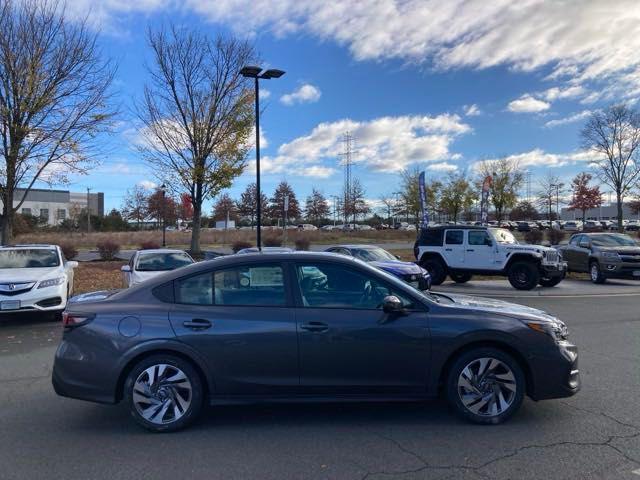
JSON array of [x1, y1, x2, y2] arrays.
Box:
[[417, 228, 444, 246]]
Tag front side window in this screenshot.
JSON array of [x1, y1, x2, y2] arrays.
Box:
[[0, 249, 60, 268], [445, 230, 464, 245], [491, 228, 517, 244], [296, 263, 413, 310], [468, 231, 492, 246], [175, 264, 286, 306]]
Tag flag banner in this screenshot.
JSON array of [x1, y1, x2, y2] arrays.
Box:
[[480, 175, 492, 225], [418, 171, 429, 228]]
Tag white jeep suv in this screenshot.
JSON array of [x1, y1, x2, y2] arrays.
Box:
[[0, 245, 78, 317], [414, 226, 566, 290]]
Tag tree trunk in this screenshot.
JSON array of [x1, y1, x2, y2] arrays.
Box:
[[190, 183, 203, 254], [1, 189, 13, 245], [617, 191, 624, 233]]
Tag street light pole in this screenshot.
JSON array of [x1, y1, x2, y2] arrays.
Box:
[[240, 66, 285, 251], [160, 184, 166, 247]]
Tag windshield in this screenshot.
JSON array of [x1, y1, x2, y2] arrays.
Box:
[[136, 252, 193, 271], [0, 249, 59, 268], [352, 247, 397, 262], [490, 228, 518, 244], [590, 234, 639, 247]]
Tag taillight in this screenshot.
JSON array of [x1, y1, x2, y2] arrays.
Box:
[[62, 312, 94, 328]]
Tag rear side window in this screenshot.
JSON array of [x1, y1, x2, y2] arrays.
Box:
[[175, 264, 287, 306], [418, 228, 444, 246], [445, 230, 464, 245]]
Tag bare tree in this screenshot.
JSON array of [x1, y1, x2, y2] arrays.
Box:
[[581, 104, 640, 231], [398, 167, 441, 225], [304, 188, 330, 227], [439, 172, 477, 223], [476, 157, 524, 222], [536, 173, 565, 221], [121, 185, 149, 228], [0, 0, 116, 243], [137, 26, 255, 253]]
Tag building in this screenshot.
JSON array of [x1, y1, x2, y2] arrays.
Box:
[[1, 188, 104, 226], [560, 202, 640, 221]]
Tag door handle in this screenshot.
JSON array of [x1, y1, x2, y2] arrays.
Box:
[[445, 248, 452, 252], [466, 249, 475, 252], [300, 321, 329, 333], [183, 318, 212, 330]]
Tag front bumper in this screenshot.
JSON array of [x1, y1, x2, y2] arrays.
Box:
[[529, 341, 580, 400], [600, 261, 640, 279], [540, 262, 567, 278], [0, 283, 67, 313]]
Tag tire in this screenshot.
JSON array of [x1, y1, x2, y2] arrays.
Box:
[[446, 347, 525, 425], [421, 257, 447, 285], [450, 272, 472, 283], [589, 261, 606, 284], [507, 261, 540, 290], [538, 276, 563, 287], [124, 354, 204, 433]]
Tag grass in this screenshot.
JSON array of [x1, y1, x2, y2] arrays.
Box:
[[17, 228, 417, 251]]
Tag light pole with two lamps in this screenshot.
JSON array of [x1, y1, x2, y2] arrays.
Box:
[[239, 66, 285, 251]]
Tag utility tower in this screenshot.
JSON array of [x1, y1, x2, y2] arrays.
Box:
[[339, 132, 355, 225]]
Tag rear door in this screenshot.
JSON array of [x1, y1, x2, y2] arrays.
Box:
[[442, 229, 466, 268], [168, 262, 298, 395]]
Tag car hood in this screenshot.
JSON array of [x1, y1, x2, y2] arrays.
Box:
[[434, 292, 556, 322], [370, 260, 424, 275], [131, 270, 165, 284], [0, 266, 61, 282]]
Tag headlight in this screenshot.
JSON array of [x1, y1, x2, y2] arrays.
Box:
[[37, 277, 65, 289], [524, 319, 569, 343], [601, 252, 620, 260]]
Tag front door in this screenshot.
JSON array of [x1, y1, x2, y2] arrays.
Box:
[[168, 262, 299, 395], [442, 229, 466, 268], [464, 230, 497, 270], [292, 261, 430, 395]]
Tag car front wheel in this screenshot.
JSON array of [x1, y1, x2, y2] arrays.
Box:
[[590, 261, 606, 284], [446, 348, 525, 425], [421, 257, 447, 285], [450, 272, 472, 283], [124, 354, 204, 432], [507, 261, 540, 290]]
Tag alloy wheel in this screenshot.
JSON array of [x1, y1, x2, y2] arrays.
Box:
[[457, 357, 517, 417], [591, 264, 598, 282], [132, 364, 192, 425]]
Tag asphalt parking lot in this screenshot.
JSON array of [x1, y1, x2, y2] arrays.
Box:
[[1, 284, 639, 480]]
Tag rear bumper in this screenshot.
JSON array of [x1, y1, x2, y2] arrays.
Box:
[[528, 342, 580, 400]]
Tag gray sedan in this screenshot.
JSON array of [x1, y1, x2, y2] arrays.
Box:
[[53, 252, 579, 432]]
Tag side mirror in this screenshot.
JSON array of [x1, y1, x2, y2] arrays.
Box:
[[67, 261, 79, 269], [382, 295, 403, 313], [121, 265, 131, 273]]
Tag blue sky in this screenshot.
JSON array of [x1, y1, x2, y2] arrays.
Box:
[[51, 1, 640, 213]]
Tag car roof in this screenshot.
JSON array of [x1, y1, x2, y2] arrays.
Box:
[[421, 225, 489, 231], [0, 244, 58, 249], [329, 244, 380, 249], [136, 249, 189, 255]]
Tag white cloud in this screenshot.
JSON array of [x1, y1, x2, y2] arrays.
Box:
[[507, 95, 551, 113], [138, 180, 157, 190], [261, 88, 271, 100], [463, 104, 481, 117], [544, 110, 592, 128], [280, 84, 321, 106], [426, 162, 458, 172], [540, 85, 586, 102], [253, 113, 470, 178], [475, 149, 596, 170]]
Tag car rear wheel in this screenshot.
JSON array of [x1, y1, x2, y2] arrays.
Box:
[[124, 354, 203, 432], [446, 348, 525, 425], [421, 257, 447, 285], [507, 261, 540, 290], [450, 272, 472, 283], [590, 261, 606, 284]]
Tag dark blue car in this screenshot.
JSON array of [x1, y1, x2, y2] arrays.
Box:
[[325, 245, 431, 290]]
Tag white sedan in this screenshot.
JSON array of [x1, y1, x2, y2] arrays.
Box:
[[121, 249, 194, 287], [0, 244, 78, 316]]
